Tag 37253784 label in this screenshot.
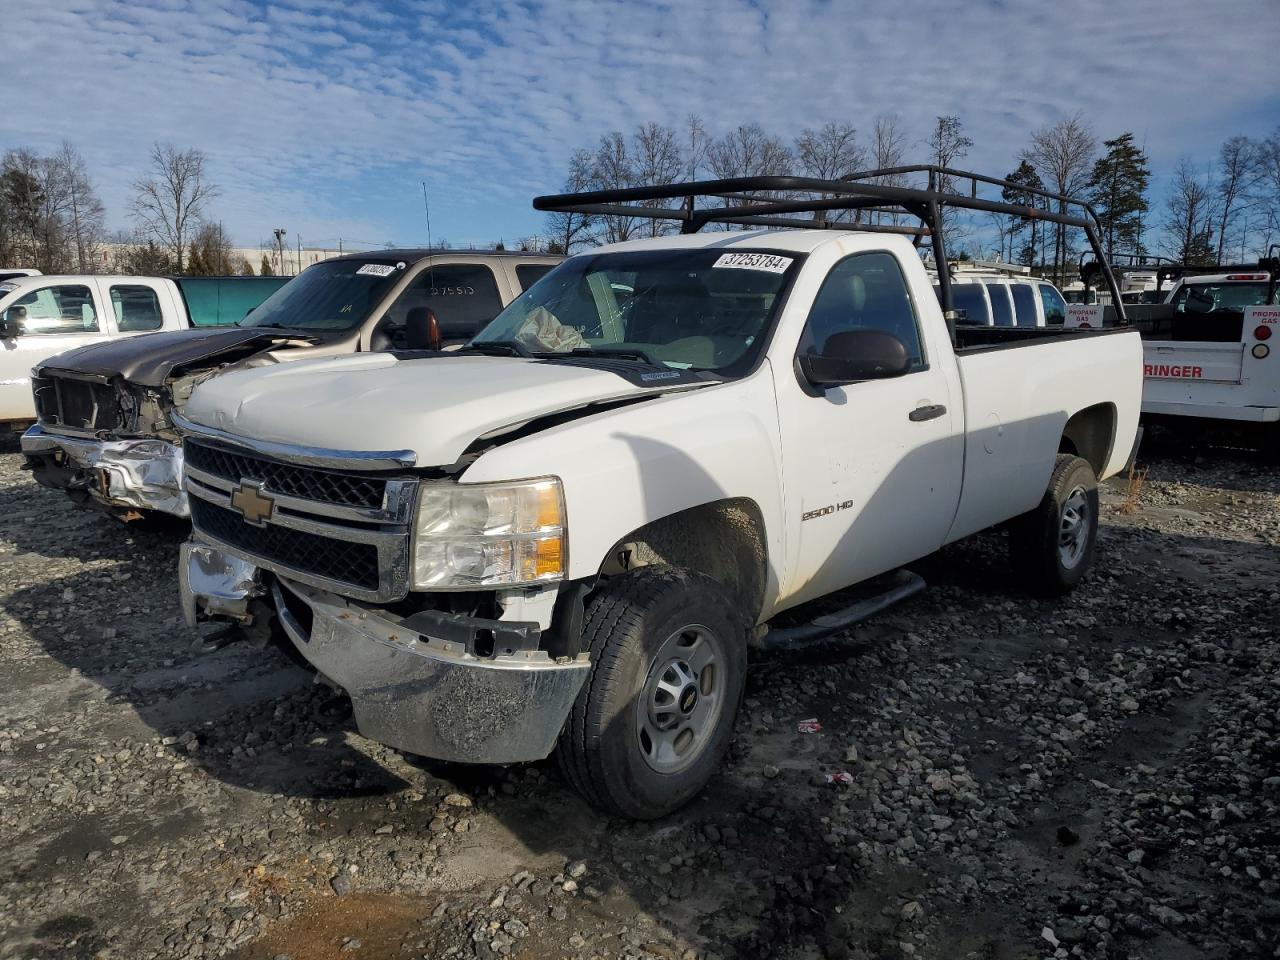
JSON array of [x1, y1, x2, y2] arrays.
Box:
[[712, 253, 793, 274]]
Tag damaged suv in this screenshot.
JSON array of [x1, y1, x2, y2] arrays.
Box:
[[21, 250, 561, 518]]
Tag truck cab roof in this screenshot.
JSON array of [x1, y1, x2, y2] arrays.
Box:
[[328, 248, 562, 263]]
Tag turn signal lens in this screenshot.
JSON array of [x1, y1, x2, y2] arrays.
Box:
[[1254, 325, 1272, 341], [1253, 343, 1270, 359]]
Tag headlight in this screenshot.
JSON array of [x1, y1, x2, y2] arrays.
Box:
[[411, 477, 566, 589]]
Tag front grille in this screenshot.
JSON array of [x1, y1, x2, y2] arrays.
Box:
[[190, 497, 381, 591], [34, 375, 119, 431], [185, 439, 387, 509]]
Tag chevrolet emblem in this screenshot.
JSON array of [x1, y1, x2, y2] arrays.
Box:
[[229, 479, 275, 526]]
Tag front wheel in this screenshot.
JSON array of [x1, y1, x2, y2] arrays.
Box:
[[556, 567, 747, 819], [1009, 454, 1099, 596]]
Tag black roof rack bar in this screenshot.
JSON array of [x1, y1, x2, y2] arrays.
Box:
[[562, 202, 928, 237], [533, 168, 1125, 328], [714, 215, 928, 237], [846, 165, 1099, 219]]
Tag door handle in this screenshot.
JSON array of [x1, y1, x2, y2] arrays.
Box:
[[909, 403, 946, 422]]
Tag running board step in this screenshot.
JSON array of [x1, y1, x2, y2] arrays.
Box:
[[758, 569, 926, 654]]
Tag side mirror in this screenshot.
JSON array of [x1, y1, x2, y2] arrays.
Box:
[[799, 329, 910, 387], [405, 306, 442, 351], [0, 305, 26, 338]]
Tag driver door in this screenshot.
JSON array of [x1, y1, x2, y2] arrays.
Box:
[[774, 251, 963, 606]]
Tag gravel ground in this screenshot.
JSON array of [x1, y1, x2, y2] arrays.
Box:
[[1, 438, 1277, 960]]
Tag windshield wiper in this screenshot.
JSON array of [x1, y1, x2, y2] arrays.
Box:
[[461, 339, 533, 358]]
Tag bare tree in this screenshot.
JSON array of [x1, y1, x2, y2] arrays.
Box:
[[592, 132, 637, 244], [1026, 113, 1096, 284], [684, 113, 709, 180], [632, 122, 683, 237], [56, 141, 105, 273], [543, 149, 598, 253], [0, 146, 106, 273], [1161, 158, 1215, 263], [868, 114, 909, 225], [187, 222, 236, 275], [926, 116, 973, 180], [795, 121, 865, 180], [131, 143, 219, 274], [1213, 135, 1261, 264], [795, 121, 865, 224], [707, 124, 792, 227], [707, 123, 792, 180], [1258, 128, 1280, 256], [925, 116, 974, 240]]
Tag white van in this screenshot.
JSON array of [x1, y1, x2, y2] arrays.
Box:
[[931, 275, 1068, 328]]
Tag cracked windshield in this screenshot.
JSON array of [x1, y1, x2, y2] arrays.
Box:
[[474, 248, 798, 371]]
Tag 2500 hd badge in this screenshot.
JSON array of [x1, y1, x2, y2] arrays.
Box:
[[802, 499, 855, 521]]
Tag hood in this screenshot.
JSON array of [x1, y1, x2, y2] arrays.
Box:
[[183, 353, 700, 467], [35, 327, 320, 387]]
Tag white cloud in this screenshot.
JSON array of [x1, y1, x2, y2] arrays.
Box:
[[0, 0, 1275, 248]]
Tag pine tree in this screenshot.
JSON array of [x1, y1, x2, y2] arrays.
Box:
[[259, 253, 274, 276], [1002, 160, 1045, 267], [1088, 133, 1150, 257]]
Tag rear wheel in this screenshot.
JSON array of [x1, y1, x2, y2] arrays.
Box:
[[1009, 454, 1099, 596], [556, 567, 746, 819]]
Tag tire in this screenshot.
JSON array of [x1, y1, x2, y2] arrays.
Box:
[[1009, 454, 1099, 596], [555, 567, 747, 819]]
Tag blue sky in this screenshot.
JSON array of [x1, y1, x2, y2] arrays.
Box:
[[2, 0, 1277, 253]]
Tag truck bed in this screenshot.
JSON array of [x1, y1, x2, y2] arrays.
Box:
[[946, 326, 1143, 544]]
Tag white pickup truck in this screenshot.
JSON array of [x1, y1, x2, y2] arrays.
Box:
[[1, 273, 286, 428], [177, 171, 1141, 819], [19, 251, 560, 517]]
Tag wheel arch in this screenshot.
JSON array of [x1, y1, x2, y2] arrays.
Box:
[[1058, 402, 1116, 477], [597, 497, 770, 626]]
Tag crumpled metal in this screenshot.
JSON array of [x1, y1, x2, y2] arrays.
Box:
[[22, 427, 188, 516], [178, 540, 262, 627]]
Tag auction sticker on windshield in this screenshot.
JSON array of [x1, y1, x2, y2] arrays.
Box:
[[356, 264, 397, 277], [713, 252, 793, 273]]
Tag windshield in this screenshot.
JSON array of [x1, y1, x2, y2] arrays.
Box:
[[1170, 281, 1275, 313], [473, 248, 800, 372], [237, 259, 406, 331]]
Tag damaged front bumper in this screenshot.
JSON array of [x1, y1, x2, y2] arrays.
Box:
[[179, 539, 264, 624], [178, 541, 591, 765], [21, 424, 188, 517]]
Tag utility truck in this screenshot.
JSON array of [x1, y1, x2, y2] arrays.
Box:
[[20, 251, 560, 517], [178, 168, 1142, 819], [1078, 253, 1280, 439]]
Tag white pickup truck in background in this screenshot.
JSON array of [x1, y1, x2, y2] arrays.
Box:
[[177, 169, 1142, 819], [1, 273, 286, 428], [19, 251, 561, 517], [0, 268, 42, 284]]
